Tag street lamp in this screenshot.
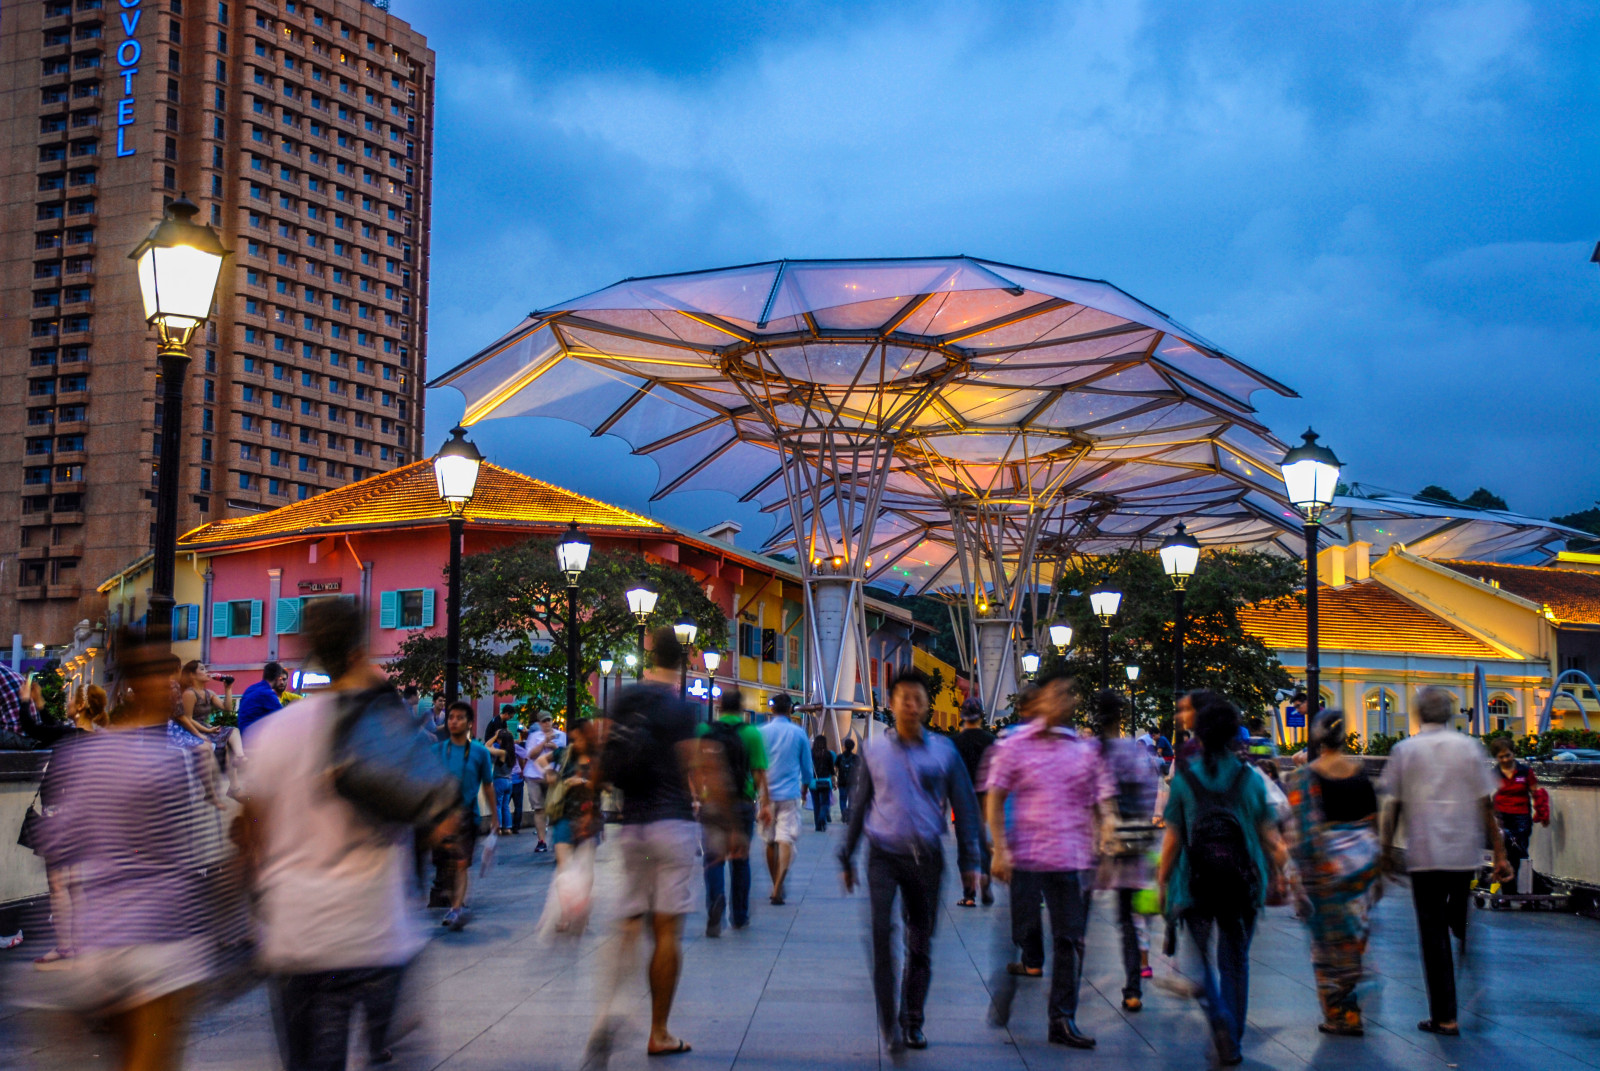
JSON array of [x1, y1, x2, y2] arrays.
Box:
[[1279, 428, 1342, 720], [1159, 522, 1200, 698], [625, 581, 657, 680], [674, 619, 699, 698], [1089, 580, 1122, 691], [703, 649, 722, 722], [599, 656, 614, 712], [556, 520, 591, 725], [1047, 620, 1073, 657], [432, 426, 484, 706], [130, 195, 227, 650], [1020, 644, 1041, 680]]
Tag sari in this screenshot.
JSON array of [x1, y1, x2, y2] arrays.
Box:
[[1285, 767, 1381, 1027]]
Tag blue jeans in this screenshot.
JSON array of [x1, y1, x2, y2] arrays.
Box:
[[812, 783, 832, 830], [1184, 911, 1256, 1060], [493, 777, 513, 830], [704, 802, 755, 927]]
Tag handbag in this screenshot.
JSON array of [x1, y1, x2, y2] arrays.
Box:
[[16, 789, 42, 853], [328, 684, 457, 829]]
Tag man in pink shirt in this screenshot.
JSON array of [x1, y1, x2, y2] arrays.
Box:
[[986, 671, 1115, 1049]]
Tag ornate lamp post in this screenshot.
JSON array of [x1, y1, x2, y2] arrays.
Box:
[[625, 582, 658, 681], [1159, 522, 1200, 698], [673, 619, 698, 698], [599, 656, 614, 712], [1088, 581, 1122, 691], [432, 426, 483, 707], [702, 649, 722, 722], [130, 196, 227, 650], [556, 520, 591, 725], [1020, 644, 1041, 680], [1279, 428, 1342, 718]]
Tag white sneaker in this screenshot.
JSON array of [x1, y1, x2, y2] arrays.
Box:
[[0, 932, 21, 950]]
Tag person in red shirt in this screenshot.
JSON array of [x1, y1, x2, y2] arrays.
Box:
[[1488, 737, 1543, 888]]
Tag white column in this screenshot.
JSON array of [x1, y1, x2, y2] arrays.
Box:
[[975, 616, 1019, 721], [807, 575, 865, 747], [266, 568, 283, 662]]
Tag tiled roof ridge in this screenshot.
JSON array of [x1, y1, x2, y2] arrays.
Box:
[[181, 460, 430, 543], [476, 461, 660, 528]]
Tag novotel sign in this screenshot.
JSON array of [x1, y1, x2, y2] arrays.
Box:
[[115, 0, 143, 158]]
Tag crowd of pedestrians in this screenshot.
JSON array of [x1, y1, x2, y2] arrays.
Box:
[[0, 598, 1548, 1069]]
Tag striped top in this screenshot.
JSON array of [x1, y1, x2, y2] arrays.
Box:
[[34, 726, 213, 949]]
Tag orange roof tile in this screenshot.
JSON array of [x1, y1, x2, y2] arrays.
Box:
[[178, 461, 664, 550], [1440, 560, 1600, 626], [1239, 581, 1501, 658]]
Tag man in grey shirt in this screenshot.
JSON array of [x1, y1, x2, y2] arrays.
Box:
[[839, 668, 980, 1052], [1379, 686, 1511, 1037]]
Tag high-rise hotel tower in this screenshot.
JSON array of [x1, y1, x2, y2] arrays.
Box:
[[0, 0, 433, 644]]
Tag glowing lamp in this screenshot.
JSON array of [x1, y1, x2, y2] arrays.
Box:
[[1089, 583, 1122, 624], [599, 657, 615, 676], [1279, 428, 1342, 520], [431, 426, 483, 510], [1020, 645, 1041, 677], [1047, 620, 1073, 654], [1126, 664, 1141, 682], [1159, 523, 1201, 590], [674, 620, 698, 646], [624, 653, 638, 669], [129, 195, 228, 344], [625, 583, 658, 623], [703, 650, 722, 673], [556, 520, 591, 585]]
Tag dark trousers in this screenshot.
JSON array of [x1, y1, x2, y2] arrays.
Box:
[[1499, 813, 1532, 885], [867, 842, 942, 1034], [272, 966, 406, 1071], [510, 778, 526, 832], [838, 781, 853, 823], [1010, 869, 1093, 1022], [1116, 888, 1143, 999], [705, 803, 756, 927], [812, 784, 832, 830], [1184, 911, 1255, 1060], [1411, 870, 1472, 1024]]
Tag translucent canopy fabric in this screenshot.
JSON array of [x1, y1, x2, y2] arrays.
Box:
[[430, 257, 1298, 509]]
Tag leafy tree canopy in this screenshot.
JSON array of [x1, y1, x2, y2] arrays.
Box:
[[385, 537, 728, 717], [1417, 484, 1508, 511], [1045, 548, 1300, 732]]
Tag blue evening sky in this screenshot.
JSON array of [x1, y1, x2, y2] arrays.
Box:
[[397, 0, 1600, 546]]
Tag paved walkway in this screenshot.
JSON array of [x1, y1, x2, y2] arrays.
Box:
[[4, 821, 1599, 1070]]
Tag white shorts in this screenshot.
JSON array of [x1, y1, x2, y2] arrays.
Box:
[[615, 819, 698, 918], [15, 937, 211, 1016], [760, 798, 802, 846]]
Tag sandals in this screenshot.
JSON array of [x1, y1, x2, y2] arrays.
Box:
[[1417, 1019, 1459, 1036], [955, 896, 977, 908], [1122, 996, 1142, 1012], [647, 1040, 692, 1057]]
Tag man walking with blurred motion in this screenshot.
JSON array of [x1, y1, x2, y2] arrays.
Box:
[[840, 668, 981, 1052], [1380, 686, 1513, 1037], [697, 688, 771, 936], [986, 675, 1116, 1048], [759, 693, 813, 905], [589, 630, 702, 1061], [433, 702, 500, 930]]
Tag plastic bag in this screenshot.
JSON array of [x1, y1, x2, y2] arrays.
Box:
[[478, 831, 498, 878], [538, 840, 596, 938]]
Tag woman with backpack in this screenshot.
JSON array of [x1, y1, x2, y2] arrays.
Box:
[[810, 734, 836, 832], [1156, 691, 1289, 1066], [1284, 710, 1381, 1037], [1489, 737, 1547, 888]]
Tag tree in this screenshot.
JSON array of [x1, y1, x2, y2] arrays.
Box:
[[1417, 484, 1459, 505], [385, 536, 728, 717], [1046, 549, 1300, 733], [1551, 503, 1600, 550], [1418, 484, 1508, 511]]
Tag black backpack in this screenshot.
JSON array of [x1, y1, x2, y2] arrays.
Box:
[[328, 684, 457, 829], [601, 684, 659, 795], [702, 719, 752, 809], [1178, 761, 1260, 915]]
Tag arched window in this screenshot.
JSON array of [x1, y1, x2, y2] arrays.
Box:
[[1364, 688, 1401, 736], [1488, 695, 1514, 732]]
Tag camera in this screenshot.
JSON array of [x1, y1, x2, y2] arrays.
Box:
[[216, 674, 235, 686]]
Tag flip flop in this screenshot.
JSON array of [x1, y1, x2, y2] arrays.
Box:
[[648, 1041, 693, 1057], [956, 897, 977, 907]]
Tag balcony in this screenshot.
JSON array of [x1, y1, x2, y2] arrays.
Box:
[[16, 586, 47, 601], [47, 583, 82, 599], [51, 481, 85, 495], [54, 450, 86, 465], [56, 390, 87, 407], [55, 417, 88, 435], [52, 511, 85, 526], [20, 513, 51, 528], [17, 547, 47, 561]]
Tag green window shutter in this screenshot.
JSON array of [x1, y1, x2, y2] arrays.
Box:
[[276, 597, 302, 634], [212, 601, 231, 638], [379, 590, 398, 629], [420, 587, 435, 628], [250, 599, 264, 636], [170, 605, 182, 637], [186, 605, 200, 641]]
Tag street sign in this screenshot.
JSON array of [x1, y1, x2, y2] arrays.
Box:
[[1285, 709, 1305, 727], [528, 639, 554, 657]]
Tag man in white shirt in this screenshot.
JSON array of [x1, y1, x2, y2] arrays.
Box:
[[525, 713, 567, 852], [1379, 686, 1511, 1037]]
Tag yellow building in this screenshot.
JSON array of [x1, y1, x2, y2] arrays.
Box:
[[1240, 542, 1599, 742]]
